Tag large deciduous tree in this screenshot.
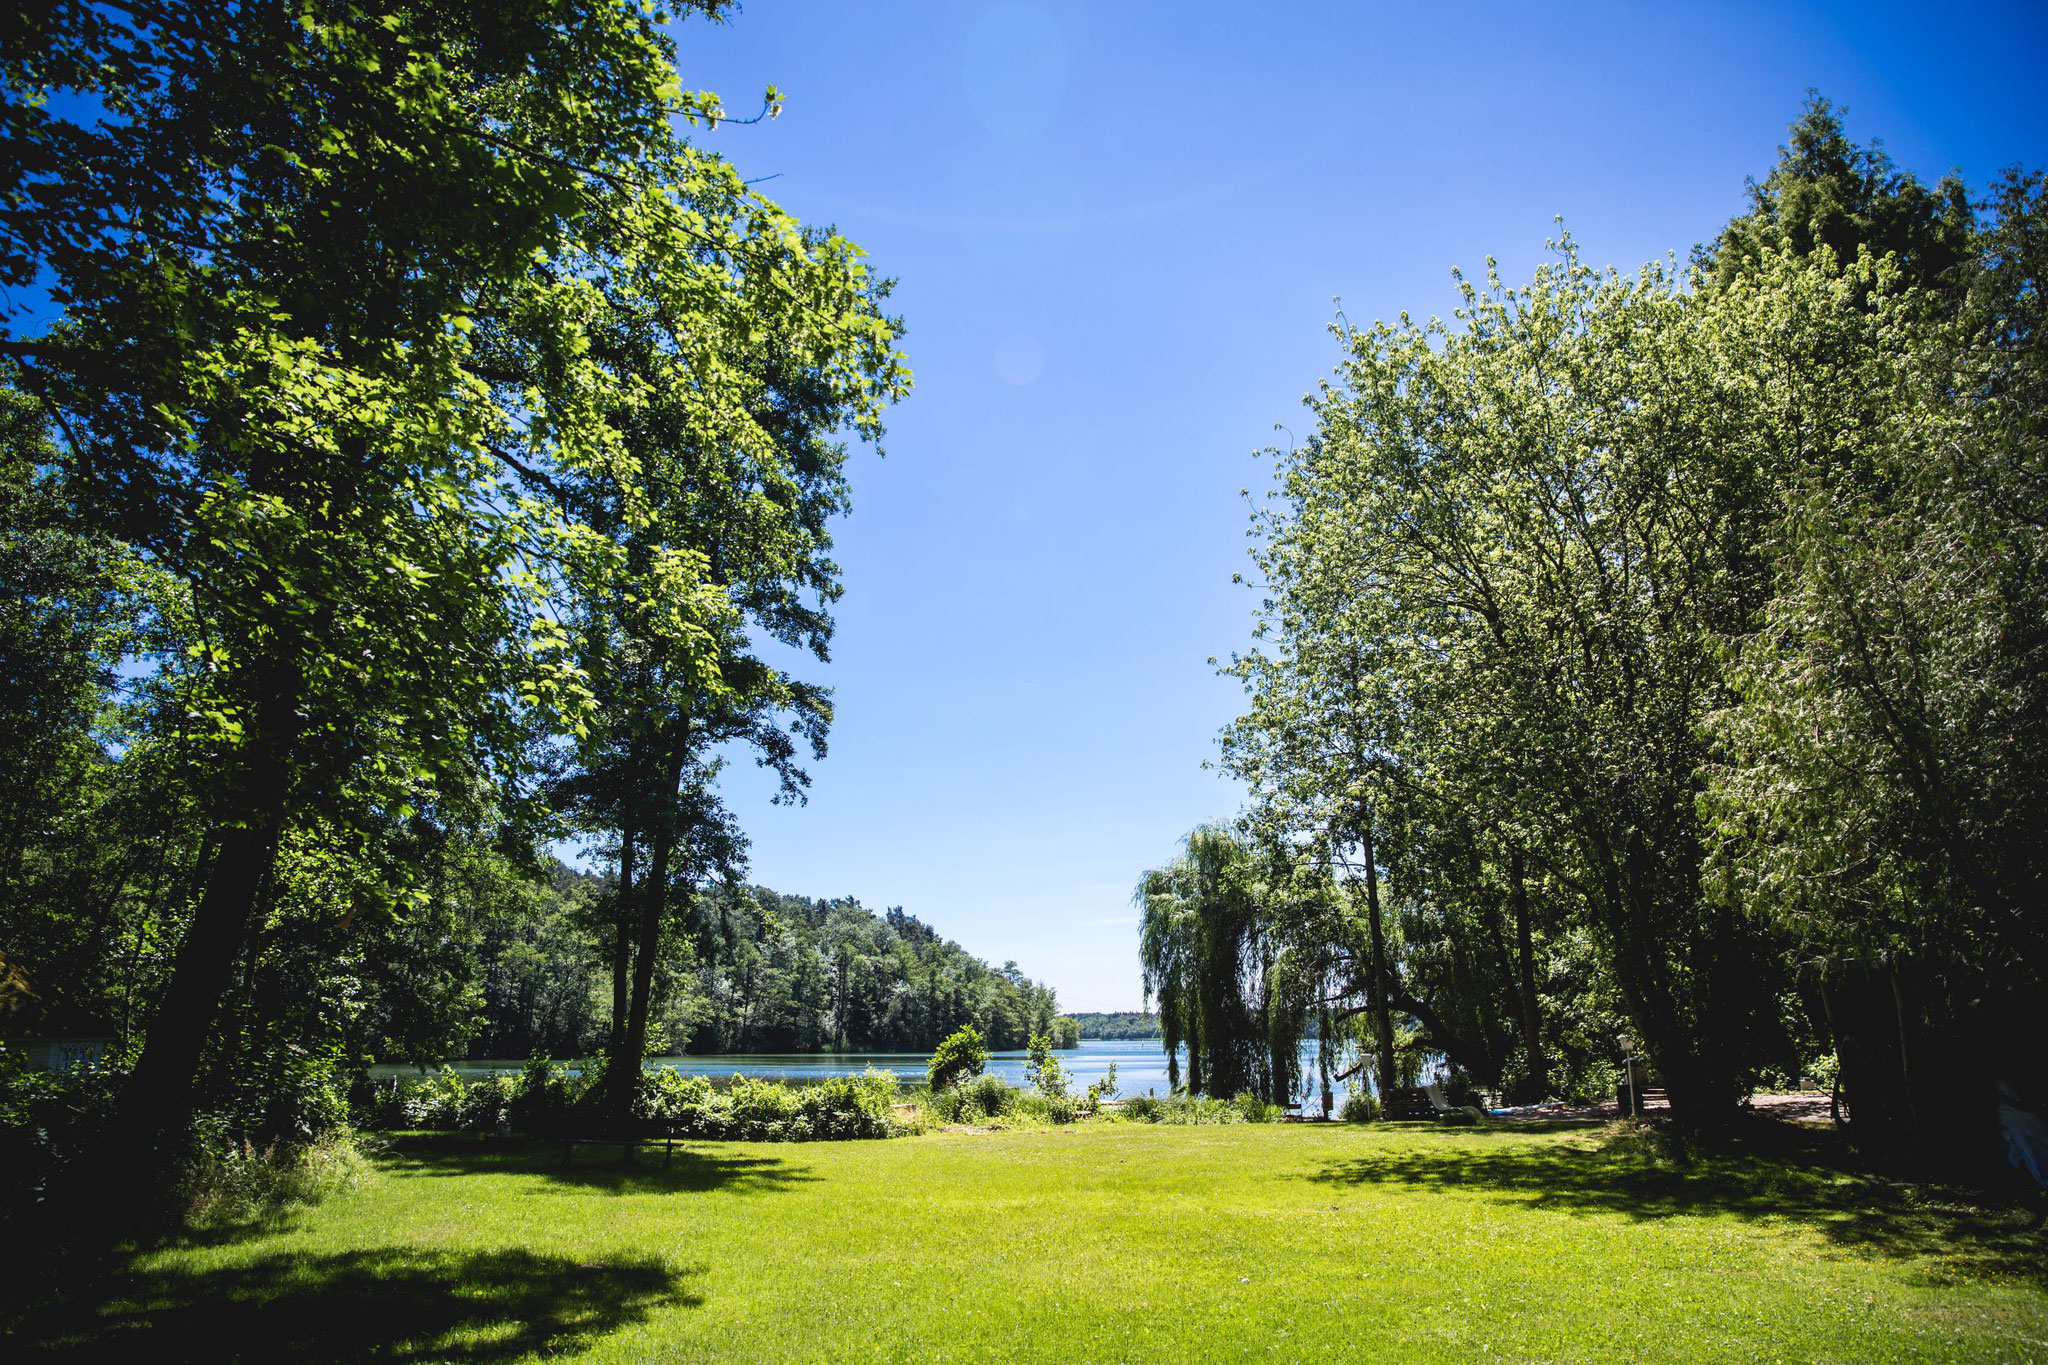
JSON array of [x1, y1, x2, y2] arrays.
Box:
[[1, 0, 905, 1181]]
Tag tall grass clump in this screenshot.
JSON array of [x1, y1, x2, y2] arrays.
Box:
[[1112, 1093, 1251, 1125], [172, 1131, 369, 1231]]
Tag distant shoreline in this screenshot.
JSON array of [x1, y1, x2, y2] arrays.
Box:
[[1067, 1011, 1163, 1041]]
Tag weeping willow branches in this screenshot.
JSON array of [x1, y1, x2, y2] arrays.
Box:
[[1136, 824, 1357, 1105]]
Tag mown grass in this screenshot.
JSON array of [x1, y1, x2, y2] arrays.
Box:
[[11, 1120, 2044, 1363]]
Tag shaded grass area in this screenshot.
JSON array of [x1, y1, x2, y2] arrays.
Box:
[[376, 1131, 822, 1197], [1308, 1119, 2047, 1290], [13, 1247, 691, 1362], [8, 1120, 2044, 1363]]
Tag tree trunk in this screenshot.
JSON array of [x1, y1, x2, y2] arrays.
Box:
[[614, 742, 688, 1129], [609, 822, 637, 1058], [1509, 847, 1549, 1100], [1889, 962, 1922, 1152], [1360, 814, 1398, 1105], [115, 801, 284, 1169], [1815, 976, 1844, 1127]]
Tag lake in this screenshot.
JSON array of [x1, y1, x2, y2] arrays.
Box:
[[372, 1038, 1366, 1107]]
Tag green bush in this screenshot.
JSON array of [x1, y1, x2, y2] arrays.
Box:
[[207, 1042, 351, 1146], [1082, 1062, 1120, 1112], [362, 1063, 902, 1143], [1570, 1058, 1621, 1106], [1119, 1093, 1163, 1122], [934, 1072, 1012, 1122], [927, 1025, 989, 1093], [1014, 1091, 1079, 1125], [925, 1084, 963, 1124], [512, 1055, 585, 1132], [966, 1073, 1013, 1118], [173, 1131, 367, 1230], [1234, 1093, 1279, 1123], [633, 1067, 898, 1142], [0, 1053, 120, 1222], [364, 1066, 516, 1132], [1109, 1092, 1244, 1125], [1024, 1033, 1067, 1099], [1341, 1090, 1380, 1123]]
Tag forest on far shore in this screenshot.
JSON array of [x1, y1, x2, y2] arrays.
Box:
[[454, 874, 1074, 1061], [1067, 1012, 1163, 1040]]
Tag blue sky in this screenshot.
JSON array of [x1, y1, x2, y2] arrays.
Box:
[[676, 0, 2048, 1011]]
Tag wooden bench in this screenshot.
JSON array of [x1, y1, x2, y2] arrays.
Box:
[[1383, 1086, 1438, 1120], [560, 1125, 686, 1169], [1616, 1084, 1669, 1113]]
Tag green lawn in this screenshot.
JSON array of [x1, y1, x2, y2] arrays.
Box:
[[15, 1120, 2046, 1363]]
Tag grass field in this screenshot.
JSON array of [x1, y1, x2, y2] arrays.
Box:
[[13, 1120, 2046, 1363]]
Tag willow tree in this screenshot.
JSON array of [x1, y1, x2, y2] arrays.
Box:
[[1137, 825, 1259, 1097]]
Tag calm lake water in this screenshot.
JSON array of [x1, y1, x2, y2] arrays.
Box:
[[372, 1038, 1366, 1106]]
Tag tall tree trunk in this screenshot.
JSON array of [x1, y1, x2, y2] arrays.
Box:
[[1361, 813, 1398, 1105], [609, 822, 637, 1060], [614, 741, 688, 1129], [114, 800, 284, 1174], [1889, 962, 1922, 1151], [1816, 976, 1844, 1128], [1509, 847, 1549, 1100]]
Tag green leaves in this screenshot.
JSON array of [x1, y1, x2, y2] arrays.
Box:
[[0, 1, 907, 1139]]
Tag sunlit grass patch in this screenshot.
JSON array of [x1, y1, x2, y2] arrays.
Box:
[[9, 1122, 2041, 1363]]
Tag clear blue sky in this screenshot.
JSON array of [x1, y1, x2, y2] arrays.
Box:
[[674, 0, 2048, 1011]]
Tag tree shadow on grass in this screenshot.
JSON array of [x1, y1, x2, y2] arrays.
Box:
[[11, 1245, 695, 1362], [1307, 1119, 2046, 1288], [376, 1133, 821, 1197]]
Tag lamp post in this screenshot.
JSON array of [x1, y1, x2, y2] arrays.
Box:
[[1619, 1034, 1636, 1118]]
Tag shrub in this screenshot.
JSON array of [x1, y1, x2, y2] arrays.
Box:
[[1234, 1092, 1279, 1123], [926, 1073, 1015, 1125], [954, 1073, 1014, 1120], [926, 1083, 964, 1124], [0, 1054, 120, 1223], [1014, 1091, 1079, 1125], [639, 1067, 718, 1124], [1341, 1090, 1380, 1123], [174, 1131, 368, 1230], [199, 1042, 352, 1149], [1570, 1058, 1620, 1106], [634, 1066, 897, 1142], [1108, 1092, 1243, 1125], [512, 1055, 586, 1132], [4, 1052, 363, 1234], [1119, 1093, 1163, 1122], [1082, 1062, 1120, 1113], [1025, 1033, 1067, 1099], [927, 1025, 989, 1093], [361, 1063, 902, 1143]]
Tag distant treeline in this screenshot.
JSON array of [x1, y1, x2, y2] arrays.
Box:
[[468, 874, 1074, 1058], [1068, 1012, 1162, 1040]]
